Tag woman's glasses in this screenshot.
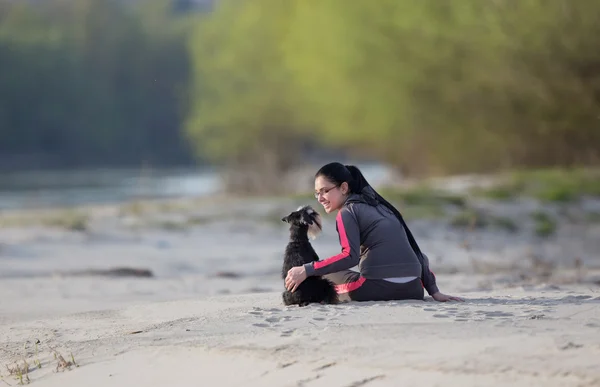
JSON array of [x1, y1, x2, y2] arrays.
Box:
[[314, 185, 339, 199]]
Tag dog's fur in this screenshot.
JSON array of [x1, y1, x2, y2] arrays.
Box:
[[281, 205, 338, 307]]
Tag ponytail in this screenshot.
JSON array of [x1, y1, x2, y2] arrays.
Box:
[[344, 165, 369, 194], [372, 188, 426, 260], [344, 164, 425, 260]]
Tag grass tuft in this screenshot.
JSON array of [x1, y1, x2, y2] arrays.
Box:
[[473, 168, 600, 202], [380, 186, 466, 208], [42, 211, 88, 232], [531, 211, 557, 237], [449, 209, 489, 229], [449, 208, 520, 232]]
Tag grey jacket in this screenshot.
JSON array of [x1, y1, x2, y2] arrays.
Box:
[[304, 189, 439, 295]]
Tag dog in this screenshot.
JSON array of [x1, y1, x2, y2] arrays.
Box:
[[281, 205, 338, 307]]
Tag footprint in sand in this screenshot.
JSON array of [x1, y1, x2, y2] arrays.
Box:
[[267, 315, 295, 323], [253, 321, 283, 328], [442, 309, 460, 315], [248, 307, 300, 330], [280, 329, 296, 337], [483, 311, 514, 318], [248, 307, 265, 316]]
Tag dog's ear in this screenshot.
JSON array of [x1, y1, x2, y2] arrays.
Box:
[[305, 207, 322, 240]]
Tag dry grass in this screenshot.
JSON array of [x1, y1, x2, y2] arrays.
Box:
[[49, 347, 78, 373], [379, 186, 467, 208], [449, 208, 519, 233], [0, 210, 88, 232], [472, 168, 600, 202], [1, 341, 78, 385], [5, 359, 30, 385]]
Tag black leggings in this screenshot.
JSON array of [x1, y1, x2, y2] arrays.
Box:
[[324, 270, 424, 302]]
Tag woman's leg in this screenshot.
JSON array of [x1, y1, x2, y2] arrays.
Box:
[[323, 270, 364, 302], [351, 278, 424, 302], [324, 272, 424, 302]]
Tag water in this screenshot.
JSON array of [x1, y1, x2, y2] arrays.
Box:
[[0, 163, 396, 211], [0, 167, 223, 211]]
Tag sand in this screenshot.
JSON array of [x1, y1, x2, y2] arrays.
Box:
[[1, 194, 600, 386], [2, 289, 600, 387]]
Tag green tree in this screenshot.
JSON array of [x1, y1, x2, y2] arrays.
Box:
[[186, 0, 600, 181], [283, 0, 600, 175], [186, 0, 312, 193]]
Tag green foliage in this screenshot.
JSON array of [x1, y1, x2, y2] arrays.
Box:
[[474, 168, 600, 202], [491, 217, 519, 233], [531, 211, 557, 237], [449, 208, 489, 229], [43, 211, 89, 232], [0, 209, 88, 231], [449, 208, 519, 232], [185, 0, 600, 181], [186, 0, 308, 170], [3, 0, 600, 186], [379, 186, 466, 208]]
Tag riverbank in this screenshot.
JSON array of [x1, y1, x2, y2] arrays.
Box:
[[1, 169, 599, 385]]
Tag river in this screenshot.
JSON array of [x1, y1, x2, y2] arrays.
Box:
[[0, 163, 395, 211], [0, 167, 222, 211]]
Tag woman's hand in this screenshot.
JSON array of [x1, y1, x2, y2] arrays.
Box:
[[285, 266, 307, 293], [432, 292, 464, 302]]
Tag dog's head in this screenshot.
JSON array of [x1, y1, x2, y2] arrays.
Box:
[[281, 205, 322, 239]]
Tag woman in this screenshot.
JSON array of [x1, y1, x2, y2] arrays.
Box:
[[285, 162, 464, 303]]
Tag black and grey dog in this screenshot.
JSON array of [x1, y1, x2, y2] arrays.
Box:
[[281, 205, 338, 307]]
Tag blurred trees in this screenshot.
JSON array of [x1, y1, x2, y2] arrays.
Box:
[[1, 0, 599, 189], [186, 0, 314, 192], [0, 0, 195, 169], [187, 0, 600, 184]]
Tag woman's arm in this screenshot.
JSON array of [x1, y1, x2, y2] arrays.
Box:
[[304, 208, 361, 277], [418, 252, 439, 296], [419, 252, 464, 302]]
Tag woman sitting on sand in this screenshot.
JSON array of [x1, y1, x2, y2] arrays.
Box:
[[285, 162, 464, 303]]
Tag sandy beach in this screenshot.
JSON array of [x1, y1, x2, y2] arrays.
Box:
[[2, 288, 600, 387], [1, 189, 600, 386]]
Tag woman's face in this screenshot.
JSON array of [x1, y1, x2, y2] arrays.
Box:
[[314, 175, 347, 213]]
